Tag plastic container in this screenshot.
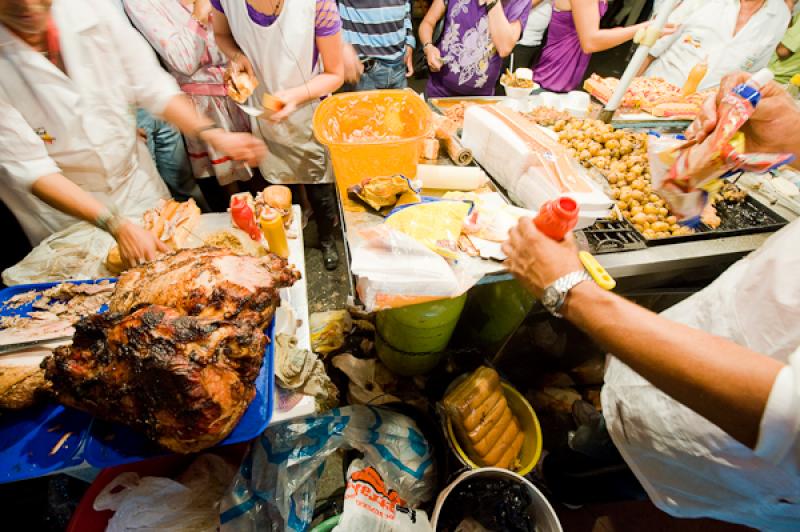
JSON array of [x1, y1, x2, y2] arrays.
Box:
[[431, 468, 562, 532], [681, 58, 708, 96], [460, 279, 535, 347], [375, 331, 444, 376], [502, 83, 538, 99], [313, 90, 432, 211], [443, 380, 543, 477], [259, 210, 289, 258], [534, 197, 579, 240], [376, 293, 467, 354]]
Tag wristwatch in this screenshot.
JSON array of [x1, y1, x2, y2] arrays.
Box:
[[485, 0, 499, 12], [541, 270, 593, 318]]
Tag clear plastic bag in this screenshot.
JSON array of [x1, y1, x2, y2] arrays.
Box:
[[220, 405, 436, 532], [2, 222, 114, 286], [351, 225, 484, 312]]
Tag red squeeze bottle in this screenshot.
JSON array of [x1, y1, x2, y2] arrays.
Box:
[[534, 197, 579, 240]]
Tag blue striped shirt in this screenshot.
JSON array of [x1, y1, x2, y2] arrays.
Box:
[[338, 0, 415, 62]]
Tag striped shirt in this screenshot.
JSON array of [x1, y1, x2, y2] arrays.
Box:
[[338, 0, 415, 62]]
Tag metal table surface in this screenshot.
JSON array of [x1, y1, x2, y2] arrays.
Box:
[[337, 97, 799, 299]]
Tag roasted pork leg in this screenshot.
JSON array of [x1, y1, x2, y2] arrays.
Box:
[[109, 247, 301, 326], [43, 305, 266, 453]]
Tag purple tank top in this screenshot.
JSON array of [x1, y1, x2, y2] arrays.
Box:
[[534, 2, 608, 93]]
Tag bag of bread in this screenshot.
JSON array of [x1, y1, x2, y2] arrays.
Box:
[[442, 367, 524, 470]]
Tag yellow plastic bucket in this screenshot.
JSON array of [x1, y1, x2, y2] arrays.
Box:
[[313, 90, 432, 211], [444, 381, 543, 477]]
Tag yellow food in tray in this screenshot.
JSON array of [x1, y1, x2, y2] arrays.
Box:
[[443, 366, 524, 470]]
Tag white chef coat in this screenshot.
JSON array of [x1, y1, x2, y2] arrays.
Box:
[[0, 0, 179, 245], [602, 219, 800, 530], [519, 0, 552, 47], [645, 0, 790, 91]]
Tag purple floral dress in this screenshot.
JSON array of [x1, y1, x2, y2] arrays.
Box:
[[426, 0, 531, 97]]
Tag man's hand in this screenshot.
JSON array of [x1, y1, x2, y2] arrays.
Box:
[[343, 43, 363, 84], [115, 222, 168, 268], [501, 218, 584, 298], [425, 44, 444, 72], [201, 128, 266, 167], [405, 45, 414, 78], [687, 71, 800, 157]]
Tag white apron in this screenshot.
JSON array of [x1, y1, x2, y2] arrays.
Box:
[[602, 219, 800, 529], [219, 0, 330, 184], [0, 2, 169, 245]]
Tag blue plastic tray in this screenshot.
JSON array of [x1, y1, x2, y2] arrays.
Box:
[[0, 279, 274, 482]]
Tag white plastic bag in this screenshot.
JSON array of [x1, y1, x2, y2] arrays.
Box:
[[333, 459, 432, 532], [2, 221, 114, 286], [350, 226, 483, 312], [94, 454, 236, 532], [220, 405, 436, 532]]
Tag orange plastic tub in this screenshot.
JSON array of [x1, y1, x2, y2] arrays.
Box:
[[313, 90, 432, 211]]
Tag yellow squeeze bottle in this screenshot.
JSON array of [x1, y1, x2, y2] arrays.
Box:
[[681, 58, 708, 96], [259, 209, 289, 258]]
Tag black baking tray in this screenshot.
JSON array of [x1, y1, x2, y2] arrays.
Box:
[[579, 219, 647, 254], [643, 195, 788, 246]]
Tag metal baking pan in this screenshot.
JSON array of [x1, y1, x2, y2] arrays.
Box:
[[643, 195, 788, 246]]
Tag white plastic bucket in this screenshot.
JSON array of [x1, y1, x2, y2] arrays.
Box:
[[431, 467, 563, 532]]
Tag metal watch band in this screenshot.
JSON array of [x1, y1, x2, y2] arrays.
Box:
[[549, 270, 593, 318]]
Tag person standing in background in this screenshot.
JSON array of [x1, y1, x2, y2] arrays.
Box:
[[640, 0, 789, 90], [0, 0, 265, 269], [420, 0, 532, 97], [211, 0, 346, 270], [769, 1, 800, 84], [508, 0, 552, 71], [109, 0, 201, 206], [123, 0, 259, 212], [534, 0, 662, 93], [340, 0, 416, 90]]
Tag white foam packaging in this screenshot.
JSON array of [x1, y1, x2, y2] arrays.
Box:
[[461, 105, 612, 229]]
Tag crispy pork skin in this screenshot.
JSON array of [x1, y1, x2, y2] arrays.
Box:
[[44, 306, 266, 453], [44, 248, 300, 453], [109, 247, 300, 325]]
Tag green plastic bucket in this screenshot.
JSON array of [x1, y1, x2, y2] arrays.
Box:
[[376, 294, 467, 354], [376, 331, 444, 376]]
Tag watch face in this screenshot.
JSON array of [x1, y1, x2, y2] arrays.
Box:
[[542, 286, 561, 310]]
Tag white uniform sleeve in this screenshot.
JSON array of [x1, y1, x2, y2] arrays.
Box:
[[0, 93, 61, 190], [90, 0, 181, 117], [755, 348, 800, 472]]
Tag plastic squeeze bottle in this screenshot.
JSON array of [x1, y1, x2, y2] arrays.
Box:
[[533, 197, 579, 240], [259, 209, 289, 258], [681, 57, 708, 96]]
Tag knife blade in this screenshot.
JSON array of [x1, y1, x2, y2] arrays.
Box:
[[0, 335, 73, 356]]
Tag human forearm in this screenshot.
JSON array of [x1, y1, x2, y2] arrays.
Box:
[[216, 33, 243, 62], [564, 282, 784, 449], [419, 18, 434, 46], [487, 3, 521, 58], [578, 22, 643, 54], [637, 54, 656, 76], [31, 173, 108, 224], [161, 94, 215, 137]]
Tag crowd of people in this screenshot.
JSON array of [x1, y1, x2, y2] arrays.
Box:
[[1, 0, 800, 529]]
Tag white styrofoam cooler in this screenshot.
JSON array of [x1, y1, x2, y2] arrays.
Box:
[[461, 105, 612, 229]]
